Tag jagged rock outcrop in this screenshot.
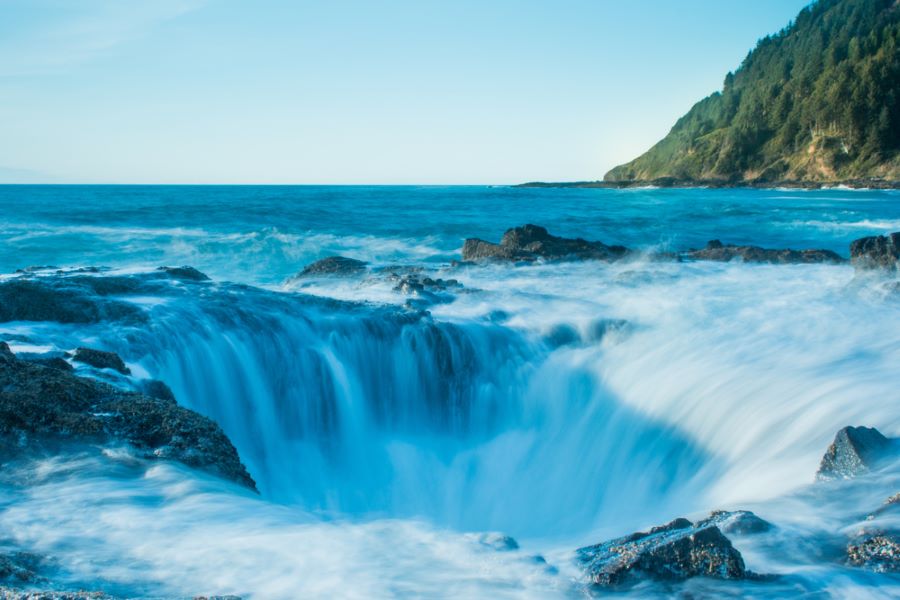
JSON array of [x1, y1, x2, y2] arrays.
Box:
[[816, 426, 894, 480], [850, 232, 900, 271], [688, 240, 844, 264], [576, 516, 750, 587], [72, 348, 130, 375], [697, 510, 773, 536], [462, 225, 628, 263], [295, 256, 368, 278], [0, 342, 256, 491]]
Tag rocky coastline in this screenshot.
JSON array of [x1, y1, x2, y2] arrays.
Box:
[[516, 178, 900, 190], [2, 230, 900, 596]]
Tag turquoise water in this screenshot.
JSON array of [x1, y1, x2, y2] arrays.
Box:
[[3, 185, 900, 283], [2, 185, 900, 598]]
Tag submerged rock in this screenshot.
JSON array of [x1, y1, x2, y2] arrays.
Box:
[[295, 256, 368, 278], [0, 279, 146, 325], [0, 552, 43, 584], [816, 426, 894, 480], [687, 240, 844, 264], [576, 517, 749, 587], [473, 532, 520, 552], [0, 343, 256, 491], [462, 224, 628, 263], [850, 232, 900, 271], [72, 348, 130, 375], [847, 533, 900, 573]]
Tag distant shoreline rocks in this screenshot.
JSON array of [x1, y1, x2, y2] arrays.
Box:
[[460, 224, 848, 266], [688, 239, 844, 264], [293, 256, 368, 278]]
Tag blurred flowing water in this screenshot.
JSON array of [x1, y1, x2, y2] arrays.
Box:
[[1, 185, 900, 598]]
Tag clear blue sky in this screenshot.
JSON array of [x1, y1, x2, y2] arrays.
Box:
[[0, 0, 811, 184]]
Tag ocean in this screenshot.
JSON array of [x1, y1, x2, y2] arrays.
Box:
[[1, 184, 899, 598]]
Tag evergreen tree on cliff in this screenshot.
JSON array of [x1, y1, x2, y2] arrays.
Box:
[[605, 0, 900, 184]]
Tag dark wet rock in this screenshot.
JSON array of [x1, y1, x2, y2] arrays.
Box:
[[462, 225, 628, 263], [688, 240, 844, 264], [0, 589, 112, 600], [461, 239, 529, 262], [0, 279, 146, 325], [72, 348, 130, 375], [576, 517, 749, 587], [816, 426, 894, 481], [295, 256, 368, 278], [545, 324, 580, 348], [141, 380, 176, 403], [0, 552, 43, 583], [697, 510, 772, 535], [0, 343, 256, 491], [64, 275, 145, 296], [21, 357, 73, 372], [847, 533, 900, 572], [156, 266, 211, 282], [390, 274, 461, 307], [850, 232, 900, 271], [474, 532, 520, 552]]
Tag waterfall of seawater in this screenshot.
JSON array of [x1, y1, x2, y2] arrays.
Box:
[[131, 288, 709, 537]]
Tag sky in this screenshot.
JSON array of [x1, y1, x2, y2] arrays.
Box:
[[0, 0, 812, 184]]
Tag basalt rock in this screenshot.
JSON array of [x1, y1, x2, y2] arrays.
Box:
[[816, 426, 894, 481], [141, 379, 176, 403], [156, 266, 211, 282], [850, 232, 900, 271], [576, 517, 749, 587], [697, 510, 772, 535], [295, 256, 368, 278], [688, 240, 844, 264], [0, 279, 146, 325], [0, 342, 256, 491], [72, 348, 130, 375], [462, 225, 628, 263]]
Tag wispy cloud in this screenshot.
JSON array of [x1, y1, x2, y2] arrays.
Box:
[[0, 0, 206, 77]]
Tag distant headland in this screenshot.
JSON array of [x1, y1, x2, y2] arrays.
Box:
[[528, 0, 900, 189]]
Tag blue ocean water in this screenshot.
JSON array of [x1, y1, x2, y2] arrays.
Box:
[[2, 185, 900, 598], [3, 184, 900, 282]]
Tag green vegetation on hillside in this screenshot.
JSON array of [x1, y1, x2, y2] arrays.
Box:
[[605, 0, 900, 184]]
